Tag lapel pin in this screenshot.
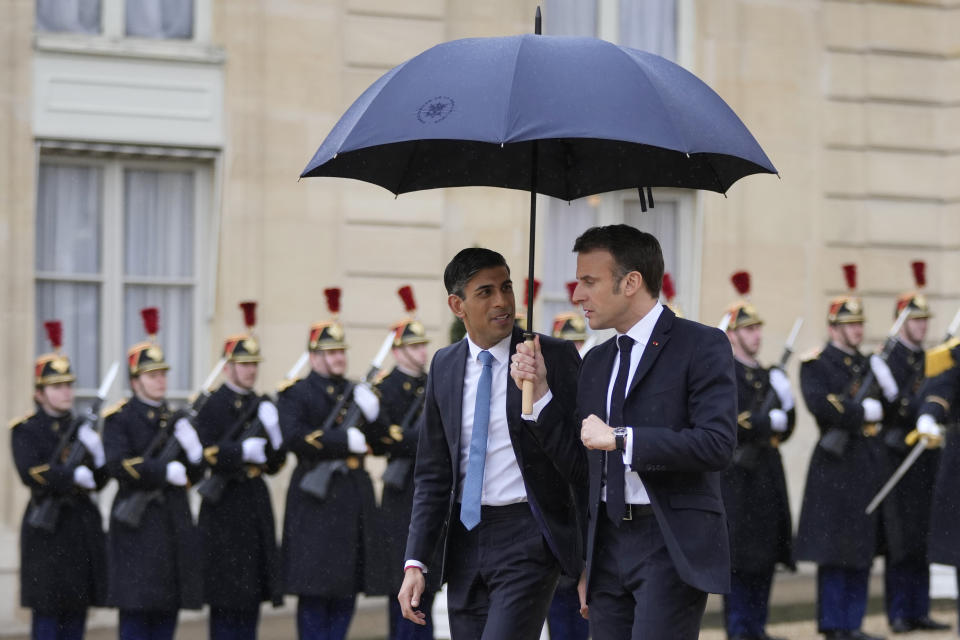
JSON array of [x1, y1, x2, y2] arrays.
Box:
[[651, 341, 659, 346]]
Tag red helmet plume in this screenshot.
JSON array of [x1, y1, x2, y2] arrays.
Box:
[[324, 288, 341, 315], [43, 320, 63, 351], [565, 281, 578, 305], [662, 273, 676, 301], [731, 271, 750, 296], [911, 261, 926, 289], [141, 307, 159, 337], [523, 278, 541, 306], [398, 285, 416, 313], [239, 301, 257, 329], [842, 264, 857, 291]]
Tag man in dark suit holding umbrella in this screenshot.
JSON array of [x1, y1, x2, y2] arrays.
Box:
[[515, 225, 737, 640], [398, 247, 584, 639]]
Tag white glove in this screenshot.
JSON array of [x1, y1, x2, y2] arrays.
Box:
[[870, 354, 899, 403], [242, 437, 268, 464], [165, 461, 187, 486], [77, 423, 106, 468], [768, 368, 795, 411], [72, 465, 96, 490], [917, 414, 943, 439], [862, 398, 883, 423], [353, 383, 380, 423], [768, 408, 789, 433], [257, 401, 283, 450], [173, 418, 203, 465], [346, 426, 368, 454]]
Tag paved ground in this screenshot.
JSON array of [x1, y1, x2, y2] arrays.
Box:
[[10, 571, 958, 639]]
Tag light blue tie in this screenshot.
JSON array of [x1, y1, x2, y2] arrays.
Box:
[[460, 349, 494, 530]]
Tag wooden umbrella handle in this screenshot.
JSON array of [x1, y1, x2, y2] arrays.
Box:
[[521, 337, 535, 414]]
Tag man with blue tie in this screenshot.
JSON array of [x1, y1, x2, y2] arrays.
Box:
[[517, 225, 737, 640], [397, 247, 584, 639]]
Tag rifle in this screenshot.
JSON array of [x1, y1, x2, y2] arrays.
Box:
[[27, 362, 120, 532], [819, 307, 911, 457], [299, 331, 395, 500], [381, 388, 427, 490], [113, 358, 225, 528], [732, 318, 802, 470], [195, 352, 305, 503]]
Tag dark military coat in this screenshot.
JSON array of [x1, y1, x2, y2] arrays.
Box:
[[879, 339, 940, 564], [102, 396, 204, 611], [277, 371, 380, 598], [195, 384, 286, 609], [10, 409, 108, 613], [921, 363, 960, 566], [795, 343, 889, 568], [721, 359, 795, 574], [367, 368, 442, 595]]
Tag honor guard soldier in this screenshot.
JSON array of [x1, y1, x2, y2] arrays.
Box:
[[11, 321, 108, 640], [278, 288, 381, 640], [195, 302, 286, 639], [369, 286, 438, 640], [720, 272, 795, 640], [102, 308, 205, 640], [878, 263, 948, 633], [545, 280, 589, 640], [794, 265, 888, 640], [918, 334, 960, 630]]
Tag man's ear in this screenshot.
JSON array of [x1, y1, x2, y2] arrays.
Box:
[[448, 294, 466, 318], [622, 271, 643, 297]]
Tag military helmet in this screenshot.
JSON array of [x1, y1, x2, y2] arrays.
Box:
[[726, 271, 763, 330], [223, 301, 264, 363], [552, 281, 588, 341], [895, 260, 931, 320], [392, 285, 430, 347], [515, 278, 540, 331], [309, 288, 347, 351], [35, 320, 76, 387], [828, 263, 865, 325], [127, 307, 170, 376]]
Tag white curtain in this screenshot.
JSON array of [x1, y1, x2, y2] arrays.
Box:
[[624, 199, 678, 279], [542, 199, 599, 334], [619, 0, 677, 60], [36, 0, 101, 34], [544, 0, 597, 37], [125, 0, 193, 39], [123, 169, 195, 392], [35, 164, 103, 389]]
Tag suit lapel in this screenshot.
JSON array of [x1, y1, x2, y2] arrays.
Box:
[[626, 307, 674, 397], [447, 340, 467, 462]]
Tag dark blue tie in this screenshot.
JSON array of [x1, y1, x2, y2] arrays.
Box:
[[460, 350, 494, 530], [606, 335, 634, 525]]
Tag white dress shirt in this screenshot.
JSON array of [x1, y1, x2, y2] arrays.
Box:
[[601, 301, 664, 505], [459, 333, 527, 506]]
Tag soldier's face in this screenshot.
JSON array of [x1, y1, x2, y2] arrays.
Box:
[[902, 317, 928, 345], [311, 349, 347, 377], [226, 362, 258, 390], [35, 382, 74, 415], [731, 324, 763, 358], [829, 322, 864, 349], [394, 343, 429, 373], [133, 369, 167, 402], [448, 266, 515, 349]]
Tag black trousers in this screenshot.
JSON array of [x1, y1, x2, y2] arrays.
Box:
[[445, 502, 560, 640], [588, 508, 707, 640]]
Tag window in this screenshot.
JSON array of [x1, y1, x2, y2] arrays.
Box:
[[125, 0, 194, 40], [35, 156, 211, 400], [36, 0, 102, 34], [538, 0, 699, 334]]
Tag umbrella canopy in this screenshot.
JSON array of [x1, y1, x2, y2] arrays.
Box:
[[301, 34, 777, 199]]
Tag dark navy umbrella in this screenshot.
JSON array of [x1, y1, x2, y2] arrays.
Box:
[[301, 25, 777, 410]]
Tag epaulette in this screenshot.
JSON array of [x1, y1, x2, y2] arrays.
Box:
[[276, 378, 299, 393], [925, 337, 959, 378], [800, 347, 822, 363], [102, 399, 128, 419], [8, 413, 31, 430]]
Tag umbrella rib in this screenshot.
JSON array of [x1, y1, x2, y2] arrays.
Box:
[[499, 35, 529, 143], [393, 139, 420, 195]]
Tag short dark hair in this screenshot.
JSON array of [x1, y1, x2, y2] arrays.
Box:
[[444, 248, 510, 298], [573, 225, 663, 298]]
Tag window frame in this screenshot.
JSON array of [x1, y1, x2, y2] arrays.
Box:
[[34, 153, 213, 401]]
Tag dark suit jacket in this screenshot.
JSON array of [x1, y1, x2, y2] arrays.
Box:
[[405, 326, 585, 580], [578, 308, 737, 595]]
